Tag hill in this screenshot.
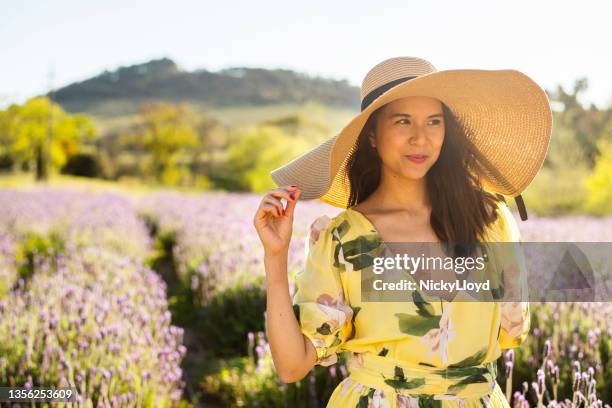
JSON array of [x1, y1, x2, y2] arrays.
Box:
[[49, 58, 360, 117]]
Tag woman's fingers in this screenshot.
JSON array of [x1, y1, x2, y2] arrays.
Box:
[[268, 185, 298, 203], [284, 189, 302, 218], [264, 185, 300, 217], [260, 202, 282, 217], [262, 196, 285, 216], [253, 186, 300, 247]]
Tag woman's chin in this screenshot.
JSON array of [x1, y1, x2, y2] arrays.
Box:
[[399, 168, 429, 180]]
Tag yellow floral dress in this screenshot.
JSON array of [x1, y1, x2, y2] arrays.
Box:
[[291, 201, 530, 408]]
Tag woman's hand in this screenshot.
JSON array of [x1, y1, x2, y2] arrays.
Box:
[[253, 185, 302, 256], [253, 185, 317, 382]]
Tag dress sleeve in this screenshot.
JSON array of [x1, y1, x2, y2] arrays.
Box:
[[494, 202, 531, 350], [292, 214, 354, 366]]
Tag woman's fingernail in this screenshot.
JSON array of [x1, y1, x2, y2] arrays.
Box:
[[289, 193, 295, 200]]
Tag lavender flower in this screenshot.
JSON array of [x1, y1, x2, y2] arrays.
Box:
[[0, 247, 185, 407]]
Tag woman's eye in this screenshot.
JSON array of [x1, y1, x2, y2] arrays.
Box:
[[396, 119, 442, 125]]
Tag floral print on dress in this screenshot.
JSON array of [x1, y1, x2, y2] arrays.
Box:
[[499, 301, 530, 349], [291, 201, 528, 407], [397, 394, 420, 408], [368, 389, 391, 408], [341, 377, 355, 397], [496, 218, 531, 350], [316, 289, 354, 331], [355, 388, 392, 408], [336, 234, 356, 273], [501, 302, 525, 338], [420, 303, 456, 366], [348, 351, 365, 370], [293, 214, 355, 367], [310, 215, 332, 247]]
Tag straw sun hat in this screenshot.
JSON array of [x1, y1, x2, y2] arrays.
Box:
[[270, 56, 553, 221]]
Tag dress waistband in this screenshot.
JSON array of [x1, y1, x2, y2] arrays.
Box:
[[346, 352, 497, 400]]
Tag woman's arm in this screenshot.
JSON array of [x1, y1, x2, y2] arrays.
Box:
[[253, 185, 316, 383], [264, 250, 317, 383]]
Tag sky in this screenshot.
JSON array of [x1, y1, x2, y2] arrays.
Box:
[[2, 0, 611, 109]]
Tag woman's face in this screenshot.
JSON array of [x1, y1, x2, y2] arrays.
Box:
[[369, 96, 445, 180]]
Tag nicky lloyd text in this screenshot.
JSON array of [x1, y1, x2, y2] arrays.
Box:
[[372, 279, 491, 292]]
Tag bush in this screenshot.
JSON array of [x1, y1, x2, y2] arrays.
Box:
[[584, 139, 612, 215], [0, 189, 153, 262], [0, 247, 187, 407], [60, 152, 102, 178], [218, 125, 309, 192], [0, 233, 17, 299], [521, 165, 588, 216], [15, 230, 65, 282], [202, 331, 347, 407], [0, 153, 14, 171], [198, 283, 267, 357], [135, 192, 274, 302], [501, 303, 610, 405]]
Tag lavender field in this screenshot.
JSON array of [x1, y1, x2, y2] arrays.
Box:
[[0, 187, 610, 407]]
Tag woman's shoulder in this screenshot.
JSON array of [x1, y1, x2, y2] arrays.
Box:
[[307, 213, 336, 248], [307, 209, 367, 248], [482, 199, 521, 242]]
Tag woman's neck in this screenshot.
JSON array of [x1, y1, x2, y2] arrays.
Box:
[[369, 170, 430, 214]]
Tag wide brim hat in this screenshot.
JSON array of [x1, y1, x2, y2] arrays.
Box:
[[270, 56, 553, 220]]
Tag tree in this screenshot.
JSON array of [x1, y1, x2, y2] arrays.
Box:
[[0, 97, 96, 180], [547, 79, 612, 168], [221, 125, 309, 192], [123, 101, 200, 185], [584, 139, 612, 215]]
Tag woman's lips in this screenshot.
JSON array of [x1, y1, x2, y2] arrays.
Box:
[[405, 154, 428, 164]]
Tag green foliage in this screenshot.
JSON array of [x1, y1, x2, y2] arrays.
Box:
[[219, 125, 310, 191], [16, 231, 65, 282], [548, 78, 612, 167], [584, 139, 612, 215], [0, 153, 13, 171], [521, 165, 589, 216], [545, 120, 587, 169], [522, 80, 612, 215], [0, 247, 186, 408], [145, 226, 266, 360], [202, 337, 346, 408], [122, 101, 200, 185], [207, 101, 356, 130], [0, 97, 96, 179], [261, 111, 331, 140], [504, 303, 610, 404], [60, 152, 102, 177], [198, 283, 267, 357], [202, 355, 287, 407]]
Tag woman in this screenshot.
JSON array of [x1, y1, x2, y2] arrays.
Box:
[[253, 57, 552, 407]]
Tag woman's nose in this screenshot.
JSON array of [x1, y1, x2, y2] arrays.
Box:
[[408, 127, 427, 145]]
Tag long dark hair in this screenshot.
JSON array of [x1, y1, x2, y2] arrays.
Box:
[[345, 102, 503, 244]]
